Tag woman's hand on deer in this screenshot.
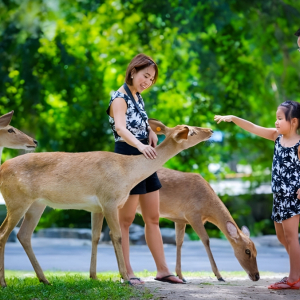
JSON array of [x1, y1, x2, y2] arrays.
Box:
[[214, 115, 234, 124], [148, 129, 158, 148], [138, 143, 157, 159]]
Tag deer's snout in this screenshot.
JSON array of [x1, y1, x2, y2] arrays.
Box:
[[249, 272, 260, 281], [33, 140, 38, 146]]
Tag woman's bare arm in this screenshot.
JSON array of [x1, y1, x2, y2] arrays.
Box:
[[111, 98, 157, 159]]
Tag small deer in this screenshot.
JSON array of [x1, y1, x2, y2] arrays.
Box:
[[136, 167, 260, 282], [0, 119, 212, 287]]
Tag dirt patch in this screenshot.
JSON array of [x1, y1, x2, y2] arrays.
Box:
[[135, 276, 300, 300]]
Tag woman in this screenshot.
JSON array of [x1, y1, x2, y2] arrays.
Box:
[[106, 53, 184, 285]]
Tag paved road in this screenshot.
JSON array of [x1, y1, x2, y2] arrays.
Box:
[[5, 237, 289, 274]]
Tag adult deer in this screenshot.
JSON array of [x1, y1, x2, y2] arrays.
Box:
[[0, 110, 37, 156], [136, 168, 260, 282], [0, 119, 212, 287]]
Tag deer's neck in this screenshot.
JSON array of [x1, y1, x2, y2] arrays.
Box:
[[207, 196, 239, 246], [0, 147, 3, 166], [126, 140, 180, 186]]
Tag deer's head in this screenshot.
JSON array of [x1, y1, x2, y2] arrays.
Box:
[[0, 111, 38, 150], [148, 119, 213, 150], [226, 221, 260, 281]]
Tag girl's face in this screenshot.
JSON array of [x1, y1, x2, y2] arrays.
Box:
[[131, 65, 156, 93], [275, 108, 291, 134]]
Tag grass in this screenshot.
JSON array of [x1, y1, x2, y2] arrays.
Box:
[[2, 271, 154, 300], [2, 270, 285, 300]]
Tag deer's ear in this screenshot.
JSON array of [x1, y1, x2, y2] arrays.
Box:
[[226, 221, 239, 240], [148, 119, 168, 135], [0, 111, 14, 128], [173, 126, 189, 143], [241, 226, 250, 237]]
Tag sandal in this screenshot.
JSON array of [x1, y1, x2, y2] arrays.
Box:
[[268, 277, 300, 290], [287, 277, 300, 290], [268, 277, 287, 289]]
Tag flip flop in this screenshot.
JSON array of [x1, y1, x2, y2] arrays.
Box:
[[128, 277, 144, 285], [154, 275, 186, 284]]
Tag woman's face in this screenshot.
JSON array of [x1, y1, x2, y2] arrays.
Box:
[[131, 65, 156, 93], [298, 36, 300, 48]]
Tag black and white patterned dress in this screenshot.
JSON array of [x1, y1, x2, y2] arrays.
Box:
[[271, 135, 300, 223], [106, 91, 149, 142]]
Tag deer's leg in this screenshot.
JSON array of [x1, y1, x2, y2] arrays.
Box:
[[175, 222, 186, 281], [103, 207, 128, 281], [0, 205, 30, 287], [17, 202, 49, 284], [90, 212, 104, 280], [189, 218, 224, 281]]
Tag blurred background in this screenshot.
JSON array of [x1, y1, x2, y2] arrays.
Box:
[[1, 0, 300, 239]]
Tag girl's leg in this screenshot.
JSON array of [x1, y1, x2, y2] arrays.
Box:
[[139, 190, 183, 283], [269, 221, 288, 286], [118, 194, 144, 284], [282, 214, 300, 284], [274, 221, 289, 253]]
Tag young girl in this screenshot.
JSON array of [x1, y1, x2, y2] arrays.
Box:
[[295, 27, 300, 49], [214, 100, 300, 290], [106, 53, 184, 285]]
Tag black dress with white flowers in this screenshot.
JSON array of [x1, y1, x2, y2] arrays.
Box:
[[271, 135, 300, 223], [106, 91, 149, 142]]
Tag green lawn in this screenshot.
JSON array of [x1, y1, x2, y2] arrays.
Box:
[[2, 271, 154, 300]]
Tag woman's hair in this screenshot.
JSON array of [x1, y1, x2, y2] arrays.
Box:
[[125, 53, 158, 86], [279, 100, 300, 128]]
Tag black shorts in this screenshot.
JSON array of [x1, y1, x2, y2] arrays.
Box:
[[114, 139, 162, 195]]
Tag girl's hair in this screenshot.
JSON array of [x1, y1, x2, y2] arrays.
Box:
[[294, 28, 300, 37], [279, 100, 300, 128], [125, 54, 158, 86]]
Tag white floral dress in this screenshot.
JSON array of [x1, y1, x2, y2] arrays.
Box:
[[271, 135, 300, 222]]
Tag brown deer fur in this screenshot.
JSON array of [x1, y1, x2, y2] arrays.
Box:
[[136, 167, 260, 282], [0, 119, 212, 287]]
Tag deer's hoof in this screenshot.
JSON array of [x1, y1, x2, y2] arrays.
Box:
[[40, 279, 51, 285], [218, 277, 225, 282]]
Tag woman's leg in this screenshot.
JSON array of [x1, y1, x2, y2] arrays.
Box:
[[282, 214, 300, 284], [139, 190, 183, 283], [118, 194, 144, 284]]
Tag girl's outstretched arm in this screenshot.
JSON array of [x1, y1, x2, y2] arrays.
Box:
[[214, 115, 279, 141]]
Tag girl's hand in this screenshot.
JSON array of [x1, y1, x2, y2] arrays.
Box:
[[214, 115, 234, 124], [148, 129, 158, 148], [137, 143, 157, 159], [297, 189, 300, 199]]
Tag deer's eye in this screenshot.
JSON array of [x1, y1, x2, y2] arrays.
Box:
[[8, 128, 15, 133], [245, 249, 251, 256]]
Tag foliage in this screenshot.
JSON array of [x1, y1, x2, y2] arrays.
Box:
[[1, 0, 300, 233]]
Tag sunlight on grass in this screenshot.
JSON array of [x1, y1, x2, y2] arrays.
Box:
[[3, 271, 153, 300]]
